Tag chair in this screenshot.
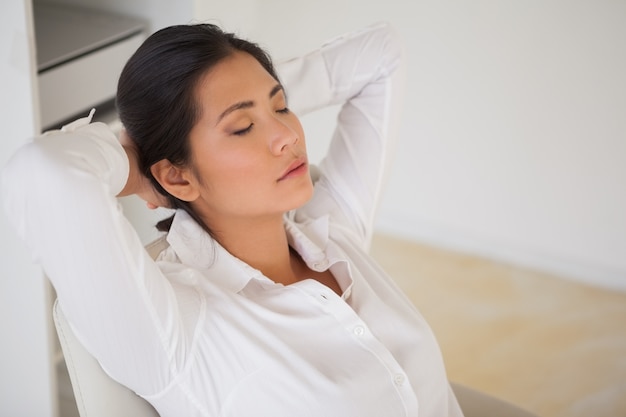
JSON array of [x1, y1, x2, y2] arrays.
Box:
[[53, 236, 168, 417], [54, 299, 160, 417], [450, 383, 538, 417]]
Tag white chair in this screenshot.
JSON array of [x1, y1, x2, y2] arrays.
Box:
[[54, 299, 160, 417], [53, 236, 169, 417]]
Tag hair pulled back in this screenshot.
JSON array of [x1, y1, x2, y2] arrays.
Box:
[[116, 23, 279, 232]]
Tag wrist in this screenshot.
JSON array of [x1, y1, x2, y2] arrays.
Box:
[[118, 145, 141, 197]]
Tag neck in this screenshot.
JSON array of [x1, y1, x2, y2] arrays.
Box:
[[206, 214, 300, 285]]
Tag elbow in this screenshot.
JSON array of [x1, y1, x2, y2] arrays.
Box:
[[379, 22, 407, 76]]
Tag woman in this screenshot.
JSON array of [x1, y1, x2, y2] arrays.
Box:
[[3, 22, 463, 416]]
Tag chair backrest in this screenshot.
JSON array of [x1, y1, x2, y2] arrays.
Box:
[[54, 300, 160, 417], [53, 236, 169, 417], [450, 382, 538, 417]]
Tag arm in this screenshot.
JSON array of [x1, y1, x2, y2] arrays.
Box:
[[277, 23, 406, 248], [1, 114, 190, 396]]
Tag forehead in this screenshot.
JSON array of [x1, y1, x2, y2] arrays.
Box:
[[195, 51, 279, 119]]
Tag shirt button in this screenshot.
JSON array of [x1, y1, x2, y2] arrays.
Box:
[[353, 325, 365, 336], [393, 374, 406, 386], [313, 259, 329, 270]]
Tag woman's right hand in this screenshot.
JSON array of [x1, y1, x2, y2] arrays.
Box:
[[118, 129, 169, 209]]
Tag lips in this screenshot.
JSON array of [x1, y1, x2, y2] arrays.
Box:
[[278, 157, 308, 181]]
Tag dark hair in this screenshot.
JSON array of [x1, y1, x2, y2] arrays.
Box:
[[116, 23, 280, 232]]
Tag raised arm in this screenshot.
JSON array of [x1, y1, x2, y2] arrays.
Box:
[[277, 23, 406, 248], [1, 114, 192, 396]]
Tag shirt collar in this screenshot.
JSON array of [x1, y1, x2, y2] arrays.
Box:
[[284, 211, 330, 268], [165, 210, 331, 292], [166, 210, 261, 293]]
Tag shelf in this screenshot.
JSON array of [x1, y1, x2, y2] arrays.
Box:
[[34, 3, 147, 129]]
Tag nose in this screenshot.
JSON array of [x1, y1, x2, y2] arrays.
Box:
[[268, 118, 298, 155]]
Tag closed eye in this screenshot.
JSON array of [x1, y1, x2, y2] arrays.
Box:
[[233, 123, 253, 136], [277, 107, 290, 114]]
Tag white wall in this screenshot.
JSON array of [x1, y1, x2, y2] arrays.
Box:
[[0, 1, 59, 416], [196, 0, 626, 291]]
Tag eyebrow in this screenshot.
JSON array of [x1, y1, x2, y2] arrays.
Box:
[[215, 83, 285, 125]]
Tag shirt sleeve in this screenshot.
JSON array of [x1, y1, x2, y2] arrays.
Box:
[[277, 22, 406, 249], [1, 114, 193, 396]]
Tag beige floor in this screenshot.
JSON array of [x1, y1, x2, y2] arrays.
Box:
[[370, 233, 626, 417]]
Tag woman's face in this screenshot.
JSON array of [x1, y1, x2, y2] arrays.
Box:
[[187, 51, 312, 226]]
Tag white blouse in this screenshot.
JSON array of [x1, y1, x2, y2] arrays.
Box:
[[2, 23, 463, 417]]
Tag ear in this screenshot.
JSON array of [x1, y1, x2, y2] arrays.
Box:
[[150, 159, 200, 202]]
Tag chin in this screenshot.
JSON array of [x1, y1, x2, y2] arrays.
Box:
[[286, 179, 314, 211]]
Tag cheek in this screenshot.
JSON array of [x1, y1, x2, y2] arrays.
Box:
[[202, 149, 267, 189]]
